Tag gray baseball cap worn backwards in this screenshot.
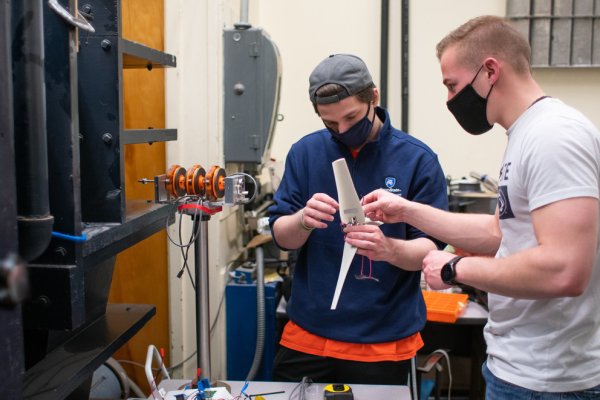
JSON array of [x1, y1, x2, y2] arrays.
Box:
[[309, 54, 374, 105]]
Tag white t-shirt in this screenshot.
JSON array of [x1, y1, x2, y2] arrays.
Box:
[[487, 97, 600, 392]]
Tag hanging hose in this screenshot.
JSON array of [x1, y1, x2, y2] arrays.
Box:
[[246, 246, 265, 380]]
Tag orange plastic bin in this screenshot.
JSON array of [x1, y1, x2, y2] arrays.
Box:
[[422, 290, 469, 323]]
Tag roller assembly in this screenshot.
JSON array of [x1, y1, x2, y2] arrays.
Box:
[[139, 163, 252, 207]]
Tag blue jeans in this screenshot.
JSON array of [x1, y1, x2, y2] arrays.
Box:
[[483, 361, 600, 399]]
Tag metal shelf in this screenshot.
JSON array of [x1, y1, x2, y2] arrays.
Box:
[[120, 38, 176, 69], [23, 303, 155, 400], [121, 128, 177, 144], [82, 200, 174, 267]]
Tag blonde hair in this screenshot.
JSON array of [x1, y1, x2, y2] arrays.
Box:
[[436, 15, 531, 74]]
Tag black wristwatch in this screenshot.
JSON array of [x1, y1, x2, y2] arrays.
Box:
[[441, 256, 464, 285]]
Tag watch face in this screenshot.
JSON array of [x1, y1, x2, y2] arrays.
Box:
[[441, 264, 453, 283]]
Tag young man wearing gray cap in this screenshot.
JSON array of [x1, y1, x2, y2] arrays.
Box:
[[268, 54, 448, 384]]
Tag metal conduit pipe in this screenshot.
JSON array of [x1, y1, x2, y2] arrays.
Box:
[[246, 246, 265, 380], [401, 0, 409, 133], [195, 217, 212, 378], [380, 0, 389, 109], [235, 0, 251, 29], [12, 0, 54, 261]]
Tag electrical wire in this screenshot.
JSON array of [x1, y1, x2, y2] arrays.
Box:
[[168, 351, 197, 374], [148, 348, 167, 400], [177, 212, 197, 289], [116, 358, 149, 370], [150, 194, 235, 376], [164, 171, 256, 289], [117, 349, 198, 376], [161, 262, 252, 375], [165, 195, 204, 289], [51, 231, 87, 242], [136, 279, 227, 375], [156, 173, 258, 380], [165, 196, 189, 247], [128, 377, 146, 398], [431, 349, 453, 400], [210, 285, 227, 335], [287, 376, 313, 400]]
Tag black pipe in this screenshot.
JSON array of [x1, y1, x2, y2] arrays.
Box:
[[1, 0, 18, 259], [401, 0, 409, 133], [380, 0, 389, 108], [12, 0, 54, 261]]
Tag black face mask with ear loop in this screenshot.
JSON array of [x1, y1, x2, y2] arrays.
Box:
[[447, 65, 494, 135], [327, 103, 375, 148]]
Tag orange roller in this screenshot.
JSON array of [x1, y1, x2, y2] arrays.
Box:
[[166, 164, 187, 197], [186, 164, 206, 196], [206, 165, 226, 201]]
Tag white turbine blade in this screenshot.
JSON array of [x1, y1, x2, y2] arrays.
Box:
[[331, 242, 358, 310], [332, 158, 365, 224], [330, 158, 365, 310]]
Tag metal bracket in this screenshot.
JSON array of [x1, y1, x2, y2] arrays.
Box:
[[224, 175, 247, 205], [48, 0, 95, 33]]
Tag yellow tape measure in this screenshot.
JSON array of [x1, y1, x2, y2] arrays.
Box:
[[323, 384, 353, 399]]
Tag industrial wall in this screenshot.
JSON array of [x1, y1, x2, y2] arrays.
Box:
[[164, 0, 600, 380], [165, 0, 241, 380]]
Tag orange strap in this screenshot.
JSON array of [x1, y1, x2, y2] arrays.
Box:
[[280, 321, 423, 362]]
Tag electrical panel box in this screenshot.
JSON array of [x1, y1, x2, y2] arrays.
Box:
[[226, 280, 280, 381], [223, 27, 281, 166]]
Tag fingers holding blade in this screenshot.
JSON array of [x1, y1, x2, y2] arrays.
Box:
[[303, 193, 339, 229], [344, 224, 392, 261], [362, 189, 407, 224]]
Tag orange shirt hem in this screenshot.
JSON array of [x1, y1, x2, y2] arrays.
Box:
[[279, 320, 423, 363]]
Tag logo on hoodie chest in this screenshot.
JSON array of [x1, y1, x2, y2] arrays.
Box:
[[384, 177, 401, 194]]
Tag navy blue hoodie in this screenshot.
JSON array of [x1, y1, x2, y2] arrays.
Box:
[[269, 107, 448, 343]]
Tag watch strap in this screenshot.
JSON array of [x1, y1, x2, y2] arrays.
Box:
[[443, 255, 464, 285]]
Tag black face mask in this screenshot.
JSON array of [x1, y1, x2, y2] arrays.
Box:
[[447, 65, 494, 135], [327, 103, 375, 148]]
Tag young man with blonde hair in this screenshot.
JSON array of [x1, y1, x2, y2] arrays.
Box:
[[359, 15, 600, 398]]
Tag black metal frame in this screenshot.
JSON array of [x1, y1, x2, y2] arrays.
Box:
[[78, 1, 176, 223], [0, 0, 25, 398], [2, 0, 177, 397]]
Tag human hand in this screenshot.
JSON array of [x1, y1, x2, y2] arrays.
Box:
[[422, 250, 456, 290], [362, 189, 409, 224], [301, 193, 339, 230], [344, 224, 394, 262]]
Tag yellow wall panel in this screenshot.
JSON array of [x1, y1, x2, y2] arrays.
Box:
[[109, 0, 169, 393]]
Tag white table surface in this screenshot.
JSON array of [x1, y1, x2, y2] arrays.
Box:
[[147, 379, 412, 400]]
